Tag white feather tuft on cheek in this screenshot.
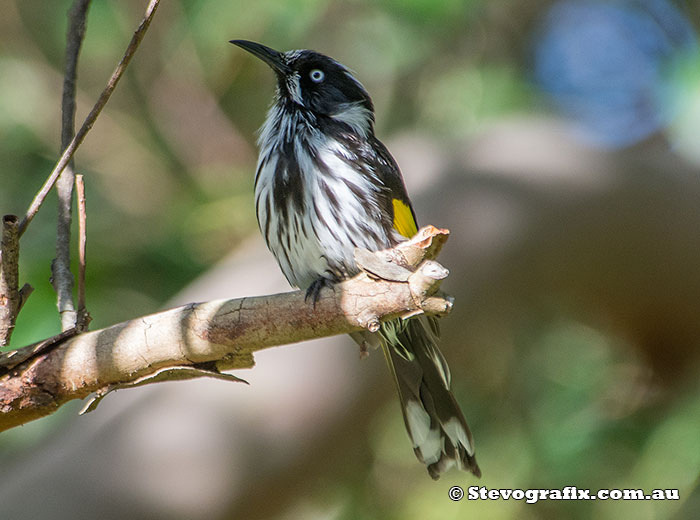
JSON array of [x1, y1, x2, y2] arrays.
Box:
[[331, 102, 373, 137]]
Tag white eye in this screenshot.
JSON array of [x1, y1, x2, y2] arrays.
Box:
[[310, 69, 325, 83]]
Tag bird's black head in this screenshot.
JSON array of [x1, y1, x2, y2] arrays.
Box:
[[231, 40, 375, 135]]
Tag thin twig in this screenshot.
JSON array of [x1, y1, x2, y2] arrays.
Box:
[[75, 174, 90, 330], [53, 0, 92, 331], [17, 0, 162, 238], [62, 0, 91, 153]]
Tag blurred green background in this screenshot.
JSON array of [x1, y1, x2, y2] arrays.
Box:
[[2, 1, 700, 519]]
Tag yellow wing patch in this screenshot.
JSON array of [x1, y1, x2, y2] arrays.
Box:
[[392, 198, 418, 239]]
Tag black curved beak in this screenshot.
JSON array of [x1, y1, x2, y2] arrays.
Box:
[[230, 40, 290, 75]]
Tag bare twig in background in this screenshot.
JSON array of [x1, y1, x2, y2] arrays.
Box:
[[53, 0, 92, 331], [75, 174, 90, 330], [17, 0, 162, 238], [61, 0, 91, 152], [0, 227, 453, 432]]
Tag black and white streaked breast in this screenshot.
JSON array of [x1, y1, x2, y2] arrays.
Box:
[[254, 102, 399, 289]]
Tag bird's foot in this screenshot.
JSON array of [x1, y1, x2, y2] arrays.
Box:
[[305, 277, 335, 307]]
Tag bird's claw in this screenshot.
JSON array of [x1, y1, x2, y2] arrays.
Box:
[[305, 277, 335, 307]]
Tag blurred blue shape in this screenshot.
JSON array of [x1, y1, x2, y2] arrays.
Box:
[[533, 0, 698, 147]]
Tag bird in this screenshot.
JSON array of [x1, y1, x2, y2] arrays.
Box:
[[230, 39, 480, 479]]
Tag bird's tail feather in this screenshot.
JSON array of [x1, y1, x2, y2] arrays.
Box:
[[379, 317, 480, 479]]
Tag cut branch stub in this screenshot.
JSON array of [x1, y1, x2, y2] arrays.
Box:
[[0, 215, 32, 346], [353, 225, 452, 324]]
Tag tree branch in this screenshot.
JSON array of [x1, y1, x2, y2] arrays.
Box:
[[53, 0, 92, 331], [0, 227, 453, 432], [17, 0, 161, 238]]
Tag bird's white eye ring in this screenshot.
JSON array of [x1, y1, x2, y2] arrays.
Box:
[[310, 69, 325, 83]]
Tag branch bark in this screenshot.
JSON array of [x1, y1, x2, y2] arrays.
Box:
[[0, 215, 33, 346], [0, 216, 20, 346], [0, 227, 452, 432]]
